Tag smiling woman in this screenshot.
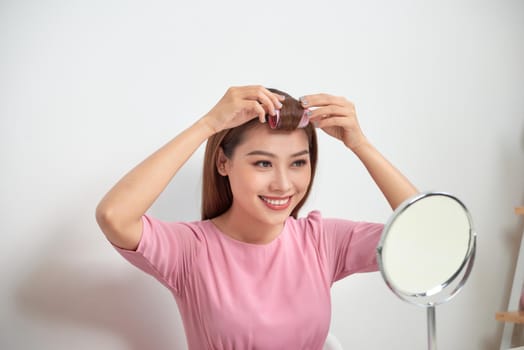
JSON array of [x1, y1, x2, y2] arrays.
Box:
[[212, 124, 312, 244], [95, 85, 418, 349], [202, 88, 318, 221]]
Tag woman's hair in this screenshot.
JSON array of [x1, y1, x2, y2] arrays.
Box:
[[201, 88, 318, 220]]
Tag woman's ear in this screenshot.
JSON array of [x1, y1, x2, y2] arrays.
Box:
[[216, 147, 229, 176]]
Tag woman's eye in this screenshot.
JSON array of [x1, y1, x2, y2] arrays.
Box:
[[255, 161, 272, 168], [292, 159, 307, 167]]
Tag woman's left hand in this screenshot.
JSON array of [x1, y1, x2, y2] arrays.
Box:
[[299, 93, 367, 151], [301, 93, 418, 209]]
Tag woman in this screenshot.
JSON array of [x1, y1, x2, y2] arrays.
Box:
[[96, 85, 417, 349]]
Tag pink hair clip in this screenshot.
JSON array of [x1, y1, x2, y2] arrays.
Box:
[[297, 108, 310, 128], [268, 109, 281, 129]]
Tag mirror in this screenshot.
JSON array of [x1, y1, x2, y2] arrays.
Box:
[[377, 192, 476, 350]]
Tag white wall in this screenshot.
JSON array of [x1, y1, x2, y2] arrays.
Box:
[[1, 0, 523, 349]]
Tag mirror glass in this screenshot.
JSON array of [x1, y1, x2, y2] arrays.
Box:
[[377, 192, 476, 306]]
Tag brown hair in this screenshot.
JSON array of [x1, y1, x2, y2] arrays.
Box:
[[201, 88, 318, 220]]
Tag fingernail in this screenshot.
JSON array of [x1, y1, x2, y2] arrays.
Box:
[[277, 102, 283, 108], [279, 94, 286, 100], [306, 110, 312, 117], [299, 96, 308, 106]]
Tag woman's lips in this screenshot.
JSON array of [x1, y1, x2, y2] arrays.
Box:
[[259, 196, 292, 210]]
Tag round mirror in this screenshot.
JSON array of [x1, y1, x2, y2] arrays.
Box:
[[377, 192, 476, 349]]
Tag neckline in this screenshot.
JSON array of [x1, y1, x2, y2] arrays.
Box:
[[206, 218, 289, 248]]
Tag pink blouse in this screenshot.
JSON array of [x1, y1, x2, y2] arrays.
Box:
[[114, 210, 383, 349]]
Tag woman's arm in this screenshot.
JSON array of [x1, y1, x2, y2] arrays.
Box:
[[349, 141, 417, 210], [299, 93, 417, 210], [96, 86, 284, 250], [96, 119, 215, 250]]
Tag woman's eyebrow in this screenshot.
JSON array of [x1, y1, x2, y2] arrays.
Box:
[[245, 150, 309, 158]]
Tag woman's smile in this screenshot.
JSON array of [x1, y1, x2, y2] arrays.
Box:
[[259, 195, 292, 210]]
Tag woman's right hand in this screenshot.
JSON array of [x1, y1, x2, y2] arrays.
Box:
[[200, 85, 285, 133]]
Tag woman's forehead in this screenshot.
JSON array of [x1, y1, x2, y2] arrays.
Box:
[[238, 124, 309, 151]]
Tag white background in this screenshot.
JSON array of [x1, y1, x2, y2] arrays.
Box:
[[1, 0, 523, 349]]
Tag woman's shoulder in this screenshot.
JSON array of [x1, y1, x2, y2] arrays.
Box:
[[287, 210, 320, 223], [142, 214, 213, 239], [287, 210, 375, 235], [285, 210, 324, 236], [295, 210, 323, 221], [293, 210, 354, 226]]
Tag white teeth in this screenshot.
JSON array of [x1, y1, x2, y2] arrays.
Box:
[[261, 196, 289, 206]]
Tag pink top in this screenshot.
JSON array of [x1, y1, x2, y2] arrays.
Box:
[[114, 210, 383, 350]]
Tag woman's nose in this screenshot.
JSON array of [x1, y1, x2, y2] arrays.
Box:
[[269, 169, 292, 192]]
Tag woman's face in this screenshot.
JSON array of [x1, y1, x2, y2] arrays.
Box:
[[219, 125, 312, 228]]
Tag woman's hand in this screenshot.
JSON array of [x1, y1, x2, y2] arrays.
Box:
[[300, 93, 418, 209], [299, 93, 367, 151], [201, 85, 285, 134]]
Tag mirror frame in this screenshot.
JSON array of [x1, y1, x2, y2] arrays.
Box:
[[377, 191, 476, 307]]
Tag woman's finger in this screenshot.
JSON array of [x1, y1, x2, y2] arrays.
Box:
[[314, 116, 346, 129], [300, 93, 348, 108], [308, 105, 352, 122], [270, 92, 284, 111], [245, 100, 267, 123], [242, 85, 280, 116]]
